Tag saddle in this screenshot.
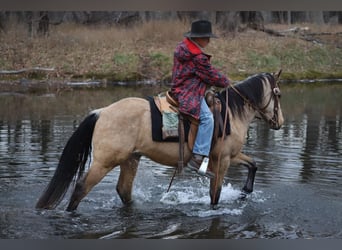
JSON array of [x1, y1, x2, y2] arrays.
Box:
[[153, 89, 228, 173]]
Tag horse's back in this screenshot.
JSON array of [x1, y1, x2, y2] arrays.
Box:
[[97, 96, 150, 127], [100, 97, 150, 119], [108, 97, 149, 108]]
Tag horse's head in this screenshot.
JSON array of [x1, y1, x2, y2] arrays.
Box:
[[257, 70, 284, 130]]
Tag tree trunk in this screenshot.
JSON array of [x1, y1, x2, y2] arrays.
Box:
[[27, 11, 40, 37], [216, 11, 240, 33], [240, 11, 264, 31], [308, 11, 324, 24], [37, 12, 49, 36], [287, 11, 291, 25]]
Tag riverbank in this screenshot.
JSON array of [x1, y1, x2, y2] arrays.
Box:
[[1, 20, 342, 84]]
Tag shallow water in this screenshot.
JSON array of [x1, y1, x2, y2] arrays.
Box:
[[0, 83, 341, 239]]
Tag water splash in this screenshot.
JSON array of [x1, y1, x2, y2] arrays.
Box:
[[158, 181, 247, 217]]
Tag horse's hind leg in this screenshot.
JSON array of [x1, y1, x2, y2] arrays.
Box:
[[116, 153, 141, 205], [66, 160, 115, 211]]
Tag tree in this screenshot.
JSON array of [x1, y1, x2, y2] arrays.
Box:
[[37, 12, 49, 36]]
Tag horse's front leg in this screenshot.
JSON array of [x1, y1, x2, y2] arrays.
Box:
[[209, 157, 229, 207], [231, 152, 257, 196]]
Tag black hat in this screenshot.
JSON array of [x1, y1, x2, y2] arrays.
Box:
[[184, 20, 218, 38]]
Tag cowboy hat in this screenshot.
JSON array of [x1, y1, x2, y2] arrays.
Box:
[[184, 20, 218, 38]]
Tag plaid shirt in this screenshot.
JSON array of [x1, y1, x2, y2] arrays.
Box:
[[171, 38, 230, 120]]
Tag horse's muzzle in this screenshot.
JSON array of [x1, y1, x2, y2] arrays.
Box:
[[269, 117, 283, 130]]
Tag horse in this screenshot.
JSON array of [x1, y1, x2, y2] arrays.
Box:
[[35, 70, 284, 211]]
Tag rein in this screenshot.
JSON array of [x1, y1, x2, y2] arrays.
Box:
[[212, 88, 229, 204]]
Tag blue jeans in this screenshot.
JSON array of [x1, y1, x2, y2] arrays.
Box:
[[193, 98, 214, 157]]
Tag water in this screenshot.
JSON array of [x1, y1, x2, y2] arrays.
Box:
[[0, 83, 341, 239]]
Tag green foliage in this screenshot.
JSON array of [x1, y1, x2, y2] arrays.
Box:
[[113, 53, 138, 66], [272, 43, 342, 75], [112, 53, 140, 80], [149, 52, 172, 80], [246, 51, 281, 71], [150, 52, 170, 67]]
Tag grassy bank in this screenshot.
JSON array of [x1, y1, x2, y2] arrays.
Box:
[[1, 20, 342, 83]]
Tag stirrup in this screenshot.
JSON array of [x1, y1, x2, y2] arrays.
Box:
[[198, 157, 215, 178], [198, 157, 209, 175]]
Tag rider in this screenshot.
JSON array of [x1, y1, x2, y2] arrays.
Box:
[[170, 20, 231, 178]]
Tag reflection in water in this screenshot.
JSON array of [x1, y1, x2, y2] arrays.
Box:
[[284, 84, 341, 195], [0, 83, 341, 239]]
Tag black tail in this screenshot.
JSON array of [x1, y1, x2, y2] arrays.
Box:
[[36, 112, 99, 209]]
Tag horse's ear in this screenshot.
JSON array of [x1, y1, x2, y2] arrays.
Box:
[[273, 69, 282, 83]]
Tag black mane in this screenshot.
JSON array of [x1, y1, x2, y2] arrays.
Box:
[[219, 73, 274, 118]]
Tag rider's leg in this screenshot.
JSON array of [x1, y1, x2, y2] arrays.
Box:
[[187, 98, 215, 178]]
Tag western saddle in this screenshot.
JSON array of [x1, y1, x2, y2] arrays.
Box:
[[153, 89, 225, 174]]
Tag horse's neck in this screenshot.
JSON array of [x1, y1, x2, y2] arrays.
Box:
[[229, 105, 257, 137]]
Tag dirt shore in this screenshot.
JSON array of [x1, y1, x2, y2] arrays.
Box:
[[1, 21, 342, 87]]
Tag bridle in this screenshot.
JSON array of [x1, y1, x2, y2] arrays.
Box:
[[258, 76, 281, 128], [229, 74, 281, 127]]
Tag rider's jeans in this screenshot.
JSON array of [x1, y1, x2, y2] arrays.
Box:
[[193, 98, 214, 157]]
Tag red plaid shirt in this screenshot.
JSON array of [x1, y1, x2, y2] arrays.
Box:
[[171, 38, 230, 120]]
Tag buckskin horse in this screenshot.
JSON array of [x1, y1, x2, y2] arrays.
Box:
[[36, 70, 284, 211]]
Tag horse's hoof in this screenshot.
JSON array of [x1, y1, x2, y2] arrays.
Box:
[[239, 191, 249, 200], [66, 202, 78, 212], [123, 199, 134, 207], [210, 204, 220, 210]]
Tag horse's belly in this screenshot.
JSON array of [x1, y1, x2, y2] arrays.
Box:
[[138, 142, 191, 167]]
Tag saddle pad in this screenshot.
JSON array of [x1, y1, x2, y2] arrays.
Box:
[[162, 111, 179, 139], [147, 96, 190, 142]]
